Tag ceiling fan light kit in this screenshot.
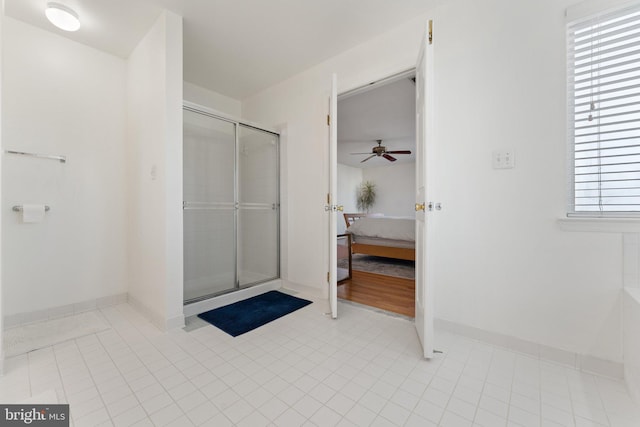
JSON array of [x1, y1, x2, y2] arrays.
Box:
[[351, 139, 412, 163]]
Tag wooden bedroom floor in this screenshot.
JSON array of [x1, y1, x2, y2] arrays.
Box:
[[337, 270, 415, 317]]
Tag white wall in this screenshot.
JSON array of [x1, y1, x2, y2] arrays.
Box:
[[244, 0, 626, 364], [184, 81, 241, 117], [127, 11, 184, 330], [624, 288, 640, 403], [0, 3, 5, 372], [337, 163, 362, 234], [362, 163, 415, 218], [2, 18, 128, 320], [431, 0, 623, 365]]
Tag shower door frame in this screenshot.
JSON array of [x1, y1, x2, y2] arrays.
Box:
[[183, 102, 281, 305]]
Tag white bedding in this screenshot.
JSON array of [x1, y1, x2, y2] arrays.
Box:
[[347, 217, 415, 242]]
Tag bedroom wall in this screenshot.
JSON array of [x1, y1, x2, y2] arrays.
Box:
[[126, 11, 184, 330], [337, 163, 362, 234], [243, 0, 627, 366], [1, 18, 128, 321], [362, 162, 415, 218]]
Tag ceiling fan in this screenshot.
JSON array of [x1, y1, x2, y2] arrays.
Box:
[[351, 139, 412, 163]]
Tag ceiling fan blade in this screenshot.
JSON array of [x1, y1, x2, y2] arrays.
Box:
[[350, 152, 373, 155], [383, 154, 397, 162], [385, 150, 412, 154], [361, 154, 376, 163]]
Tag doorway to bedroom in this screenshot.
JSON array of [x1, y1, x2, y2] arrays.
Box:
[[336, 70, 416, 317]]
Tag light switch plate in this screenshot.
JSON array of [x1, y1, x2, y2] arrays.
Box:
[[493, 149, 515, 169]]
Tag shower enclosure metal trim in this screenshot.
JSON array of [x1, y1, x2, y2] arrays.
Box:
[[183, 103, 280, 305]]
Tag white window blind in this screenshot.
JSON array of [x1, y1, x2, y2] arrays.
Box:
[[568, 4, 640, 214]]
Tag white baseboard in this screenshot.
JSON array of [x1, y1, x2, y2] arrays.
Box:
[[623, 287, 640, 404], [165, 313, 186, 330], [127, 295, 182, 331], [626, 364, 640, 405], [436, 318, 623, 379], [183, 280, 282, 317], [4, 293, 127, 329], [280, 280, 323, 300]]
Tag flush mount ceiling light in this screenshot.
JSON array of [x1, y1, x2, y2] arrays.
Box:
[[45, 2, 80, 32]]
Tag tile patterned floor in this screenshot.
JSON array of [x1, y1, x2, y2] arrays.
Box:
[[1, 294, 640, 427]]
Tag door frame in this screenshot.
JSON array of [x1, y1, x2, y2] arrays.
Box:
[[329, 67, 421, 317]]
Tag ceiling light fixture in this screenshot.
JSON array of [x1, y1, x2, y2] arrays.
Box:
[[45, 2, 80, 32]]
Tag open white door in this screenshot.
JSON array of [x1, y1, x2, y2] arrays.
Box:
[[415, 21, 435, 359], [328, 73, 338, 319]]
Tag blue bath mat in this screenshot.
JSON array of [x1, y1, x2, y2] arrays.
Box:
[[197, 291, 312, 337]]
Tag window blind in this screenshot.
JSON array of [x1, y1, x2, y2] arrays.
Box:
[[568, 4, 640, 214]]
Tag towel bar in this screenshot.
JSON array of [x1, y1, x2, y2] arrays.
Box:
[[5, 150, 66, 163], [12, 205, 51, 212]]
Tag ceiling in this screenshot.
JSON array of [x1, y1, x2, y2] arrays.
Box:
[[4, 0, 439, 99], [337, 76, 416, 169]]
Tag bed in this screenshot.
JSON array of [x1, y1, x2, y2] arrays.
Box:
[[343, 213, 415, 261]]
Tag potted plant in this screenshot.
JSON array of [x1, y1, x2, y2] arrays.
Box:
[[357, 181, 376, 212]]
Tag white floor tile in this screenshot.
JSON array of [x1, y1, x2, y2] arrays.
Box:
[[309, 406, 342, 427], [440, 410, 474, 427], [235, 410, 270, 427], [223, 399, 253, 424], [199, 412, 233, 427], [510, 392, 541, 415], [106, 395, 141, 418], [359, 390, 388, 414], [379, 401, 411, 425], [508, 405, 541, 427], [447, 396, 477, 421], [111, 405, 147, 427], [211, 388, 241, 410], [176, 390, 208, 413], [140, 392, 172, 415], [474, 407, 508, 426], [390, 388, 420, 411], [308, 382, 337, 404], [186, 401, 219, 425], [405, 413, 438, 427], [149, 403, 184, 427], [3, 302, 640, 427], [258, 396, 288, 420]]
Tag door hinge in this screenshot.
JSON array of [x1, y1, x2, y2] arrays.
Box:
[[429, 20, 433, 45], [327, 272, 330, 282], [327, 193, 331, 204], [327, 114, 330, 126]]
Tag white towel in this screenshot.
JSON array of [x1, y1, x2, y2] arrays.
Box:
[[22, 204, 46, 223]]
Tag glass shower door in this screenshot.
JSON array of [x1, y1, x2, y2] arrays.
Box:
[[183, 109, 237, 302], [237, 125, 279, 287]]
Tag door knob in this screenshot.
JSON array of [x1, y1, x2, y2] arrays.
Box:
[[337, 205, 344, 212], [415, 203, 425, 212]]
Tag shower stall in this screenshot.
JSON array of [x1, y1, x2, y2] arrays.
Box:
[[183, 105, 280, 304]]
